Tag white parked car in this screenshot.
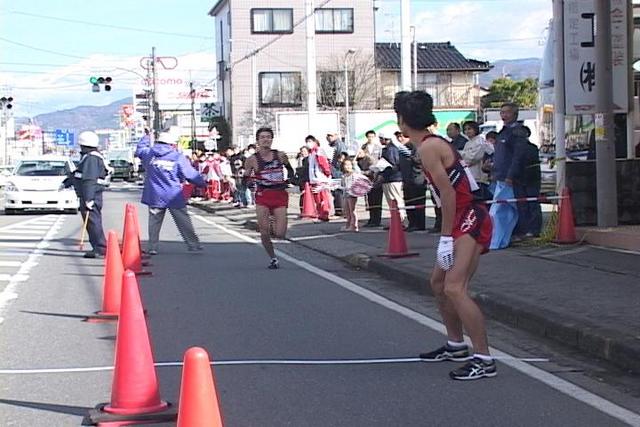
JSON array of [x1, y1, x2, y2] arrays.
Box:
[[4, 156, 79, 215]]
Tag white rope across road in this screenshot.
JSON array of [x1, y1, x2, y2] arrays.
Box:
[[0, 356, 550, 375]]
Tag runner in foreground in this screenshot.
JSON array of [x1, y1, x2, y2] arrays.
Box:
[[394, 90, 496, 380], [244, 127, 295, 269]]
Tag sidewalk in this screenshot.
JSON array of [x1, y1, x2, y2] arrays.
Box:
[[191, 196, 640, 374]]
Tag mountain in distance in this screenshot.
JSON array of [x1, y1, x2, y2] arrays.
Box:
[[479, 58, 542, 87], [30, 97, 130, 132], [21, 58, 541, 129]]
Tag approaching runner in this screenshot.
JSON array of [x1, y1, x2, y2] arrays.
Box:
[[244, 127, 295, 269], [394, 90, 496, 380]]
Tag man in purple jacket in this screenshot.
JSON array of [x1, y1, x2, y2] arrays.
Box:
[[136, 127, 206, 255]]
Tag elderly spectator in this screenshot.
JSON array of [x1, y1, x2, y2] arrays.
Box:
[[327, 132, 348, 216], [489, 103, 527, 249]]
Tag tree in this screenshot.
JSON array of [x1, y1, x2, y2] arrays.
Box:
[[208, 116, 232, 150], [481, 77, 538, 109], [317, 51, 377, 110]]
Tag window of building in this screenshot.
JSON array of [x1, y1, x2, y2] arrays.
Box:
[[318, 71, 354, 106], [260, 72, 302, 106], [251, 9, 293, 34], [315, 8, 354, 33]]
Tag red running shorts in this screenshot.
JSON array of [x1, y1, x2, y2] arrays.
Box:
[[255, 188, 289, 212], [452, 203, 493, 254]]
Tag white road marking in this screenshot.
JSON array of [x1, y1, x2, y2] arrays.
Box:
[[0, 215, 65, 324], [193, 214, 640, 427], [0, 242, 41, 248], [0, 357, 551, 375], [0, 261, 23, 267], [0, 229, 48, 235]]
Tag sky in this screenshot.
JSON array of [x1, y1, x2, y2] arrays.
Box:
[[0, 0, 552, 117]]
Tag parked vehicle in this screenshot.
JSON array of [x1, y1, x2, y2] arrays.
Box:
[[109, 159, 135, 181], [4, 156, 79, 215]]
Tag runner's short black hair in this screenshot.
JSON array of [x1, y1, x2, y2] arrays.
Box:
[[256, 127, 274, 140], [365, 130, 376, 137], [393, 91, 437, 131]]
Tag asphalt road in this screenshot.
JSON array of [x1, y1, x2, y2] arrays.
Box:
[[0, 184, 638, 426]]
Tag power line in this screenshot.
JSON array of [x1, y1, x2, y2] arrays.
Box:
[[0, 36, 86, 59], [231, 0, 335, 68], [5, 10, 213, 40]]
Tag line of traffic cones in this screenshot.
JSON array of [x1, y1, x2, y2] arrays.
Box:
[[380, 200, 418, 258], [83, 204, 225, 425]]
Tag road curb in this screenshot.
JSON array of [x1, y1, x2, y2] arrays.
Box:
[[193, 202, 640, 374], [346, 254, 640, 374]]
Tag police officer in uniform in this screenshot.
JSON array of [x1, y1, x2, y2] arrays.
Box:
[[71, 131, 110, 258]]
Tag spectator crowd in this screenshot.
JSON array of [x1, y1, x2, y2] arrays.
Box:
[[181, 102, 543, 250]]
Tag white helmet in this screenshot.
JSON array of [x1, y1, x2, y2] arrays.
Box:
[[78, 131, 99, 148], [157, 126, 180, 145]]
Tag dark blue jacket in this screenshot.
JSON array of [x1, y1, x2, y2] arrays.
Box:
[[381, 143, 403, 183], [492, 122, 527, 183], [136, 136, 205, 209]]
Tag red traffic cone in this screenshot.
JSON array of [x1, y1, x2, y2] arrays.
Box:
[[300, 182, 318, 219], [554, 186, 578, 244], [84, 271, 176, 425], [122, 209, 151, 276], [121, 204, 133, 251], [177, 347, 224, 427], [104, 270, 169, 416], [380, 200, 418, 258], [97, 230, 124, 317]]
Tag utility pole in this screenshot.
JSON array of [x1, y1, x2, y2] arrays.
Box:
[[305, 0, 317, 138], [594, 0, 618, 227], [552, 0, 566, 192], [411, 26, 417, 90], [400, 0, 412, 90], [151, 47, 160, 138], [190, 81, 196, 150]]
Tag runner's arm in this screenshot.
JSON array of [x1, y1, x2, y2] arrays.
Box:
[[421, 141, 456, 236]]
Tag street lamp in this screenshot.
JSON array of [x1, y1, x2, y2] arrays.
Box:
[[230, 39, 258, 144], [344, 48, 356, 149]]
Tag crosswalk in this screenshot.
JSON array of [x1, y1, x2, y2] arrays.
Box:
[[0, 215, 66, 323]]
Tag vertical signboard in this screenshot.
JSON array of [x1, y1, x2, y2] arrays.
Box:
[[563, 0, 629, 114]]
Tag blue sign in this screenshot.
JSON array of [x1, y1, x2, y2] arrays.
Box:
[[54, 129, 74, 146]]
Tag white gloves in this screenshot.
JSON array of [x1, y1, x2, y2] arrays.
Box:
[[85, 200, 95, 211], [437, 236, 454, 271]]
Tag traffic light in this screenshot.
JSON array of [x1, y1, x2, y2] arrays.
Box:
[[0, 96, 12, 109], [89, 76, 112, 92]]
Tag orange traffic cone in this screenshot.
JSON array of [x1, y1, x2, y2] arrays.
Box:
[[380, 200, 418, 258], [97, 230, 124, 317], [300, 182, 318, 219], [177, 347, 224, 427], [129, 204, 151, 263], [554, 186, 578, 244], [122, 208, 151, 276], [121, 204, 133, 251], [83, 271, 176, 425]]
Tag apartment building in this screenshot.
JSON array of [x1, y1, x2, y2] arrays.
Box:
[[209, 0, 377, 147]]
